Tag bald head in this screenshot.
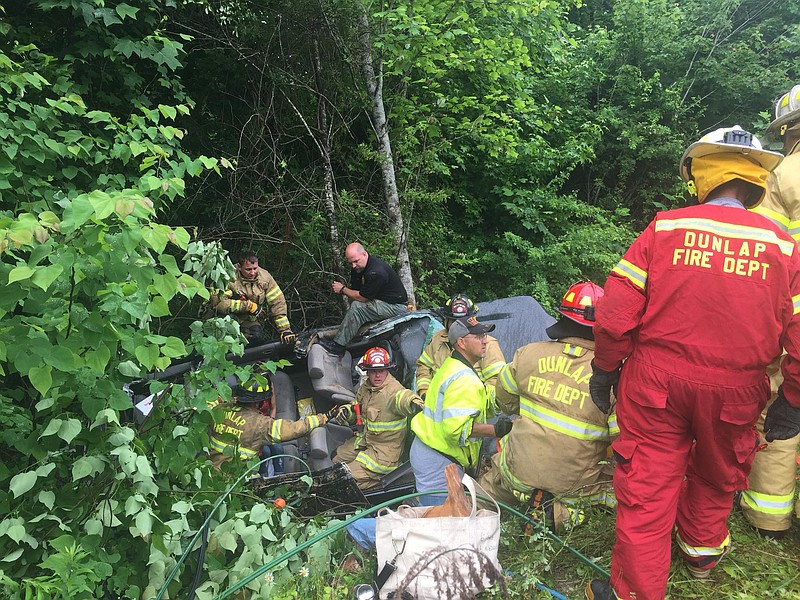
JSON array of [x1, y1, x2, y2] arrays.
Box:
[[345, 242, 369, 272]]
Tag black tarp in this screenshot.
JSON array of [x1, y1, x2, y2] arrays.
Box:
[[475, 295, 556, 360]]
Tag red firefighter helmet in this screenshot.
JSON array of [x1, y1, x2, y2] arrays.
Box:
[[557, 281, 604, 326], [361, 347, 395, 370], [443, 294, 477, 319]]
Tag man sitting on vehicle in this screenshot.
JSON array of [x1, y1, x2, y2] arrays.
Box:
[[331, 347, 423, 490], [208, 366, 335, 471], [479, 281, 618, 532], [207, 250, 295, 345], [318, 243, 408, 356], [416, 293, 505, 403]]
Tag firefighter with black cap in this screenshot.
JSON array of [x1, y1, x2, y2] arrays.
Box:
[[585, 126, 800, 600], [331, 347, 424, 490], [411, 315, 513, 505], [478, 282, 617, 533], [209, 366, 333, 470], [416, 294, 506, 402], [740, 85, 800, 538]]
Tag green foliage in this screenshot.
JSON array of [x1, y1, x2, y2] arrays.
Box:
[[0, 2, 335, 598], [565, 0, 800, 223], [0, 1, 228, 214], [183, 240, 237, 290]]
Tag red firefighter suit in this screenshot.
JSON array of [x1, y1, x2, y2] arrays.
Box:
[[593, 201, 800, 600]]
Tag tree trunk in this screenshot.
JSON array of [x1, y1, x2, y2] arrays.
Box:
[[312, 38, 348, 309], [356, 6, 416, 307]]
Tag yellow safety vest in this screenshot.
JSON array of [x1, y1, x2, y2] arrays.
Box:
[[411, 355, 488, 468]]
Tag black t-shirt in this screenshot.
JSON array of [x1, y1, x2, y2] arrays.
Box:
[[349, 254, 408, 304]]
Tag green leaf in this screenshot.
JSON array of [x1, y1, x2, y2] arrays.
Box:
[[40, 418, 63, 438], [35, 464, 55, 477], [134, 510, 153, 537], [85, 519, 103, 536], [10, 471, 38, 498], [158, 104, 177, 120], [74, 456, 104, 481], [62, 165, 79, 180], [135, 455, 154, 479], [135, 344, 160, 369], [152, 273, 178, 301], [162, 337, 186, 358], [249, 503, 270, 524], [57, 418, 82, 444], [38, 490, 55, 509], [115, 3, 139, 19], [108, 427, 135, 446], [29, 365, 53, 396], [31, 264, 64, 291], [8, 265, 35, 284], [45, 346, 79, 372], [141, 227, 169, 253], [7, 524, 25, 543], [1, 549, 23, 563], [172, 425, 189, 438], [35, 397, 55, 411], [61, 195, 95, 231], [91, 408, 120, 429], [85, 344, 111, 374], [218, 531, 237, 552], [117, 361, 141, 378], [147, 295, 170, 318], [88, 190, 115, 220], [72, 457, 95, 481]]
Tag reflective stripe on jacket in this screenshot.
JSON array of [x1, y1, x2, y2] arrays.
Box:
[[210, 266, 290, 332], [594, 202, 800, 406], [337, 374, 420, 475], [495, 338, 616, 497], [411, 355, 488, 468], [209, 402, 323, 469], [415, 329, 505, 400]]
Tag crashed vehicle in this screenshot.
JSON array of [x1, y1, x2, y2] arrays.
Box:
[[128, 296, 555, 514]]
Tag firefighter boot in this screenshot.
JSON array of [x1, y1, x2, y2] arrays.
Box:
[[522, 489, 556, 534], [682, 544, 731, 579], [585, 580, 617, 600]]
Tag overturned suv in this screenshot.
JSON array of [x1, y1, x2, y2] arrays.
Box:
[[128, 297, 554, 514]]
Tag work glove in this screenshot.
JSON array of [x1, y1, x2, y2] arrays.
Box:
[[589, 361, 620, 415], [280, 330, 296, 345], [763, 387, 800, 442], [229, 299, 259, 314], [494, 415, 514, 439], [326, 403, 356, 427], [409, 396, 424, 415]]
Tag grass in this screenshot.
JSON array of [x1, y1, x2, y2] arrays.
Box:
[[306, 496, 800, 600], [494, 505, 800, 599], [316, 500, 800, 599]]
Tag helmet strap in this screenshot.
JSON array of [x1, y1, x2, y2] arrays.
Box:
[[686, 180, 697, 196]]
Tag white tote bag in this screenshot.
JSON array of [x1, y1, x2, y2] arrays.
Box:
[[374, 474, 501, 600]]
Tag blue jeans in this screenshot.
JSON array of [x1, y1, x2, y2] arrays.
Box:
[[259, 444, 285, 477], [410, 436, 463, 506]]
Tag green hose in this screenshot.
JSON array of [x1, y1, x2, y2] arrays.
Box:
[[155, 454, 311, 600], [213, 490, 610, 599]]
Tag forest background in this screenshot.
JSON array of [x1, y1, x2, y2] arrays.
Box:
[[1, 0, 799, 598]]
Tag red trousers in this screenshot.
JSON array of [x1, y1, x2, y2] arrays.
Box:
[[609, 358, 767, 600]]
